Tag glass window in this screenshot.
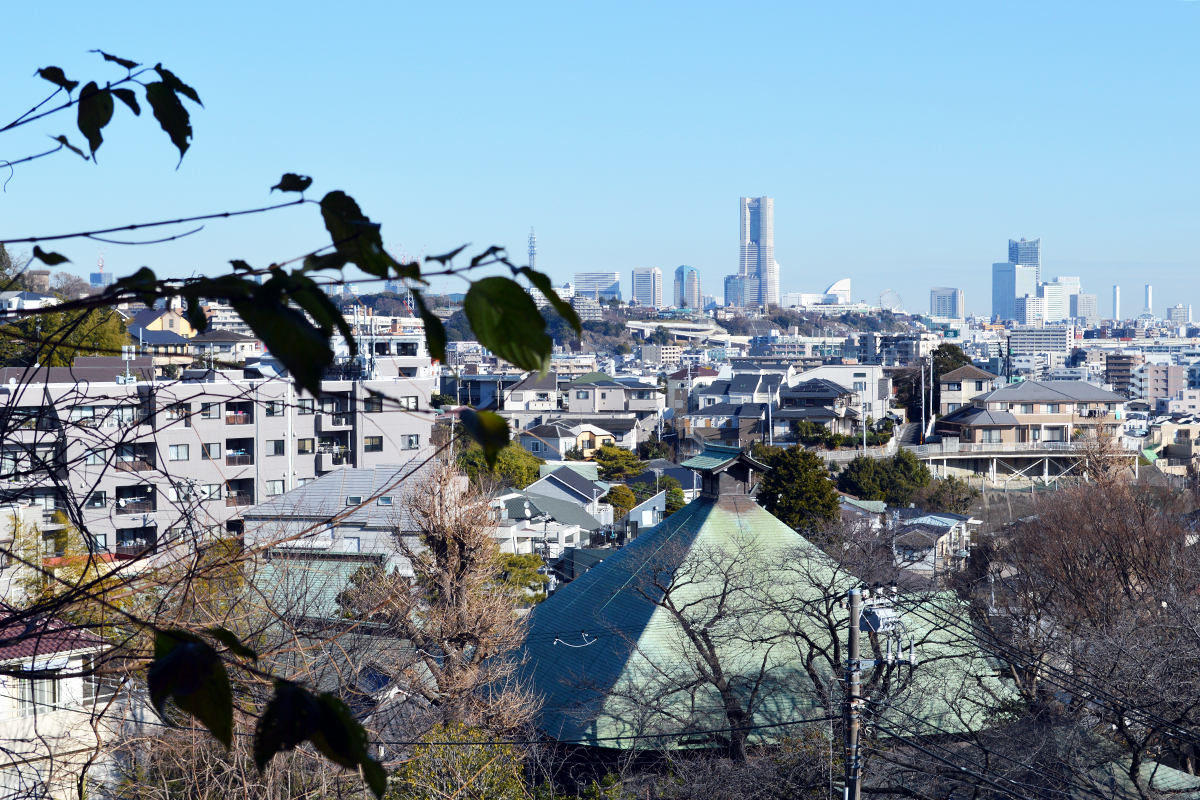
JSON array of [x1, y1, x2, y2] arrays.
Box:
[[364, 396, 384, 413], [86, 492, 106, 509], [200, 403, 219, 419], [202, 484, 221, 500], [364, 436, 383, 453], [1046, 404, 1060, 413], [18, 673, 58, 717], [576, 391, 589, 399], [201, 443, 221, 460], [298, 399, 314, 415], [1019, 404, 1033, 414], [298, 477, 315, 487], [297, 438, 314, 454], [166, 403, 191, 426], [84, 448, 105, 466], [168, 444, 189, 461], [402, 434, 420, 450], [266, 480, 285, 496], [268, 440, 285, 456], [975, 381, 985, 391], [346, 496, 362, 507], [264, 400, 284, 417], [81, 655, 117, 705], [378, 496, 393, 506], [398, 396, 418, 411]]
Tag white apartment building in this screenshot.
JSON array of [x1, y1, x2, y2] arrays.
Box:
[[1014, 294, 1045, 325], [1007, 326, 1074, 355], [641, 344, 682, 366], [0, 340, 435, 555]]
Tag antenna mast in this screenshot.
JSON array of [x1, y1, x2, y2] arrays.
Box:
[[528, 228, 537, 270]]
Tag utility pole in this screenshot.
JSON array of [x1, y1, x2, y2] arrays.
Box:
[[844, 587, 863, 800], [919, 358, 926, 445]]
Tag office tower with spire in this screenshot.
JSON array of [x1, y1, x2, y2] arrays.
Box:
[[631, 267, 663, 309], [739, 197, 777, 307], [674, 266, 701, 309], [1008, 237, 1041, 282]]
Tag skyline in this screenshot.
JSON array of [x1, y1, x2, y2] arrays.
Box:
[[4, 2, 1200, 317]]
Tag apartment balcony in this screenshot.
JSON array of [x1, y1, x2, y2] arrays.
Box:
[[225, 493, 254, 507], [317, 413, 352, 433], [226, 454, 253, 467], [114, 543, 156, 558], [114, 459, 154, 473], [116, 500, 154, 515], [225, 412, 252, 425], [316, 452, 350, 472]]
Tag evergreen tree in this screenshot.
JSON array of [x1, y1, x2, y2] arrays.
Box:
[[756, 447, 839, 529]]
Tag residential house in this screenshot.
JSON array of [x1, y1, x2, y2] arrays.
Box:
[[938, 366, 999, 415], [679, 402, 767, 449], [191, 329, 264, 363], [129, 324, 192, 371], [695, 374, 784, 409], [0, 291, 56, 316], [566, 373, 663, 416], [524, 466, 611, 523], [625, 459, 702, 499], [794, 365, 892, 422], [892, 512, 979, 578], [666, 365, 720, 418], [500, 372, 560, 430], [839, 496, 887, 533], [774, 378, 861, 437], [936, 381, 1127, 445], [519, 424, 578, 460], [493, 491, 598, 557], [131, 307, 194, 338]]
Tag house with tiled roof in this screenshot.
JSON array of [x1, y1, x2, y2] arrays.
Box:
[[939, 365, 999, 414], [936, 380, 1126, 445]]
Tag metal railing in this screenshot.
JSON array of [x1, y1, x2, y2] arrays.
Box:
[[114, 459, 154, 472], [905, 440, 1141, 458], [225, 413, 252, 425], [225, 493, 254, 507], [115, 543, 155, 557], [116, 500, 154, 515], [226, 454, 253, 467]]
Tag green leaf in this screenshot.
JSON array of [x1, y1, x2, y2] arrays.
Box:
[[91, 50, 140, 70], [301, 251, 352, 273], [36, 67, 78, 93], [103, 266, 159, 306], [230, 297, 332, 397], [271, 173, 312, 193], [183, 295, 209, 334], [284, 275, 356, 357], [145, 81, 193, 163], [254, 681, 386, 798], [154, 63, 203, 106], [318, 191, 399, 279], [31, 246, 70, 266], [147, 630, 234, 748], [410, 290, 446, 364], [76, 82, 114, 157], [463, 276, 552, 372], [111, 87, 141, 116], [204, 627, 258, 662], [519, 266, 582, 335], [51, 135, 87, 160], [424, 244, 467, 265], [460, 409, 510, 468]]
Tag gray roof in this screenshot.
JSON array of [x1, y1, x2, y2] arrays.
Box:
[[525, 423, 574, 439], [193, 328, 258, 343], [518, 492, 603, 531], [940, 365, 997, 382], [508, 371, 558, 393], [941, 406, 1019, 426], [686, 402, 767, 419], [527, 466, 604, 502], [243, 463, 435, 530], [128, 325, 190, 345], [773, 407, 839, 421], [974, 380, 1123, 404], [551, 415, 638, 434]]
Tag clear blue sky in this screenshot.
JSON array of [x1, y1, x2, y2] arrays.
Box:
[[3, 1, 1200, 317]]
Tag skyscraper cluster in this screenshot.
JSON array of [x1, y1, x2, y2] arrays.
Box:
[[990, 238, 1098, 325], [724, 197, 778, 308]]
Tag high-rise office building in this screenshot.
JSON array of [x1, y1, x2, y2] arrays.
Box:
[[674, 265, 701, 310], [1113, 286, 1121, 321], [1008, 238, 1041, 282], [1038, 282, 1069, 323], [724, 275, 747, 308], [573, 272, 621, 301], [631, 267, 663, 309], [991, 263, 1037, 321], [739, 197, 777, 307], [1070, 293, 1099, 324], [1014, 294, 1045, 325], [1167, 304, 1189, 326], [1144, 284, 1153, 316], [930, 287, 964, 319], [1053, 276, 1081, 296]]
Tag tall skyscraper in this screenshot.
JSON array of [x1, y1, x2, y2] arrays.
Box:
[[724, 275, 747, 308], [1144, 284, 1153, 316], [573, 272, 621, 300], [739, 197, 777, 307], [528, 228, 537, 271], [674, 265, 701, 309], [992, 263, 1037, 321], [1008, 238, 1041, 282], [930, 287, 964, 319], [631, 267, 663, 309], [1038, 281, 1069, 323], [1113, 286, 1121, 321]]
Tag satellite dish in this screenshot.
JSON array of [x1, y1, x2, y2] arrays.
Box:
[[878, 290, 904, 313]]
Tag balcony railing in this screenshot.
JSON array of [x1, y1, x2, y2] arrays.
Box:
[[226, 413, 252, 425], [115, 543, 155, 558], [116, 500, 154, 515], [114, 459, 154, 472], [225, 493, 254, 507], [226, 454, 253, 467]]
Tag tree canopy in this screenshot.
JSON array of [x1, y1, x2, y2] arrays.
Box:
[[592, 444, 644, 481], [457, 443, 543, 489], [836, 449, 932, 507], [755, 447, 840, 529]]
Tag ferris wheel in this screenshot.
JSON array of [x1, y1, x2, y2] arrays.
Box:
[[878, 290, 904, 313]]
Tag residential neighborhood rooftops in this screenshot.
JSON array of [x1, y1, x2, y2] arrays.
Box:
[[507, 371, 558, 393], [668, 366, 719, 380], [974, 380, 1124, 404], [940, 406, 1020, 426], [940, 365, 998, 382]]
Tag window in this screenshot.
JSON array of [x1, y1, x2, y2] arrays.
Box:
[[600, 392, 608, 399], [1046, 404, 1060, 413], [576, 391, 590, 399], [320, 397, 339, 414], [378, 496, 393, 506], [266, 480, 285, 496], [398, 396, 418, 411], [342, 537, 361, 553], [298, 477, 315, 487], [201, 443, 221, 460], [202, 484, 221, 500], [854, 372, 867, 378], [166, 403, 191, 426], [297, 438, 314, 454], [89, 533, 107, 551], [86, 492, 106, 509], [168, 444, 189, 461], [948, 403, 961, 412], [975, 381, 985, 391], [981, 429, 1002, 443], [853, 381, 867, 392], [84, 448, 105, 466], [364, 396, 384, 413], [529, 440, 542, 452], [402, 434, 420, 450], [81, 655, 118, 706], [18, 672, 59, 717], [1019, 404, 1033, 414], [536, 392, 550, 402], [346, 496, 362, 507], [200, 403, 219, 419], [264, 400, 284, 417], [298, 398, 315, 415], [268, 440, 285, 456], [364, 436, 383, 453], [945, 382, 961, 391]]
